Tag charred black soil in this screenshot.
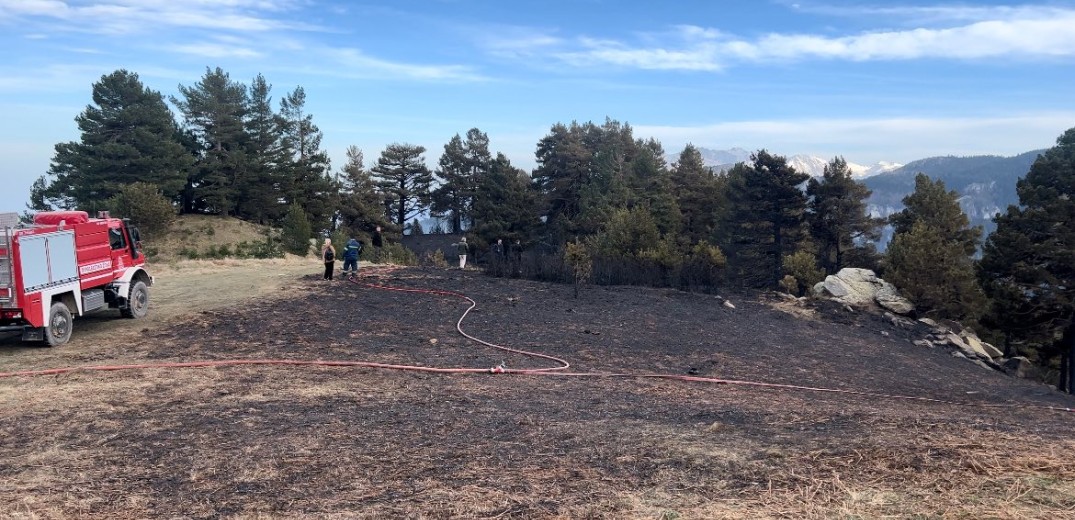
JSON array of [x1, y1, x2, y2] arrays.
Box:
[[2, 265, 1073, 519]]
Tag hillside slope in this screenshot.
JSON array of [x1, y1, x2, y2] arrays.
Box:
[[148, 214, 277, 261], [2, 266, 1073, 518]]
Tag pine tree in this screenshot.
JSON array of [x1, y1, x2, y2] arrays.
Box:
[[533, 122, 593, 240], [172, 67, 249, 215], [33, 69, 191, 212], [806, 156, 884, 273], [625, 138, 680, 236], [470, 153, 540, 244], [980, 128, 1075, 393], [890, 173, 981, 256], [280, 202, 313, 256], [240, 74, 286, 223], [278, 86, 337, 233], [337, 145, 389, 234], [371, 144, 433, 229], [886, 221, 986, 322], [885, 173, 986, 322], [722, 150, 810, 288], [431, 128, 491, 233], [671, 144, 721, 246]]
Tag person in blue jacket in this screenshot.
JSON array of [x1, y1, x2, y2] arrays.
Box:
[[342, 237, 363, 279]]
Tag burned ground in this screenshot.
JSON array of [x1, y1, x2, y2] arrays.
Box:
[[2, 265, 1074, 519]]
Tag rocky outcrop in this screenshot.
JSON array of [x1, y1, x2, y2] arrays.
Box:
[[812, 268, 915, 315]]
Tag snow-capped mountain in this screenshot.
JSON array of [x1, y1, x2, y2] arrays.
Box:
[[669, 147, 902, 179]]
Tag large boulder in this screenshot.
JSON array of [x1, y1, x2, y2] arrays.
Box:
[[813, 268, 915, 315], [1002, 357, 1038, 379]]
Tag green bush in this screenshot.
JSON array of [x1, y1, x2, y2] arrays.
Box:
[[280, 203, 313, 256], [179, 246, 200, 260], [375, 242, 417, 266], [106, 182, 177, 239], [782, 250, 825, 296], [423, 249, 448, 268]]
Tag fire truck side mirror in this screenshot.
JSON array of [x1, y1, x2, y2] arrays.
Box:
[[129, 226, 143, 258]]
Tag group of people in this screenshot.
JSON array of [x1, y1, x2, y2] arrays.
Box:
[[321, 226, 383, 281], [457, 237, 523, 276], [321, 228, 523, 279]]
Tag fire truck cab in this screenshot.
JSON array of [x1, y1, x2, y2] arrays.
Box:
[[0, 210, 153, 346]]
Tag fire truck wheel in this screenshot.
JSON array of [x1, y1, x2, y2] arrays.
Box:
[[45, 302, 73, 347], [122, 280, 149, 319]]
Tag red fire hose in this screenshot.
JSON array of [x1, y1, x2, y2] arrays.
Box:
[[1, 266, 1072, 415]]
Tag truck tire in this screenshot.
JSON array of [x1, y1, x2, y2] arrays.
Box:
[[45, 302, 73, 347], [121, 280, 149, 319]]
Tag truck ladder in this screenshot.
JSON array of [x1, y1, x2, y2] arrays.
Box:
[[0, 212, 19, 306]]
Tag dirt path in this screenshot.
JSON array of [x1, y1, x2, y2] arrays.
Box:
[[0, 257, 322, 367]]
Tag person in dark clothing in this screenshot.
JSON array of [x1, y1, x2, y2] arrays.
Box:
[[510, 239, 523, 277], [372, 226, 383, 248], [491, 238, 506, 276], [371, 225, 384, 263], [321, 238, 336, 280], [342, 237, 362, 279]]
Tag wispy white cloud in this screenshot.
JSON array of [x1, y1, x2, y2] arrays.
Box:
[[786, 2, 1073, 25], [635, 113, 1075, 163], [0, 0, 314, 34], [170, 43, 263, 59], [314, 47, 488, 83], [477, 25, 563, 59], [508, 6, 1075, 71]]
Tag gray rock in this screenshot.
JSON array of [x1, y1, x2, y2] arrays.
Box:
[[918, 317, 939, 328], [946, 333, 969, 350], [820, 276, 853, 299], [980, 341, 1004, 359], [1002, 356, 1038, 379], [913, 339, 933, 348], [950, 350, 966, 359], [811, 281, 827, 297], [875, 282, 914, 315], [958, 334, 991, 359], [816, 268, 914, 315]]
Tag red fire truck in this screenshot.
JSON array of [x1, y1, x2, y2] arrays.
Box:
[[0, 210, 152, 346]]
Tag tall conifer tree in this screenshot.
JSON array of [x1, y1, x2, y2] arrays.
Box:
[[722, 150, 810, 288], [34, 69, 190, 212], [980, 128, 1075, 392], [371, 144, 433, 230], [806, 156, 883, 273]]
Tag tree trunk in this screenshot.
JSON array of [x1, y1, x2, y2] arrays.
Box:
[[772, 220, 783, 289], [1066, 321, 1075, 394], [1060, 351, 1070, 394]]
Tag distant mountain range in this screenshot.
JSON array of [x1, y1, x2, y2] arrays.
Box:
[[671, 146, 902, 179], [672, 146, 1044, 245], [863, 150, 1043, 241]]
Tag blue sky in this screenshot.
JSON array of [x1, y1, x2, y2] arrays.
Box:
[[2, 0, 1075, 211]]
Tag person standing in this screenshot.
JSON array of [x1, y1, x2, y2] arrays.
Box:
[[342, 237, 362, 279], [371, 225, 384, 263], [372, 225, 383, 248], [491, 238, 506, 276], [455, 236, 469, 269], [321, 238, 336, 281], [510, 239, 523, 277]]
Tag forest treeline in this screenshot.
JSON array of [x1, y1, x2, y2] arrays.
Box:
[[27, 68, 1075, 393]]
